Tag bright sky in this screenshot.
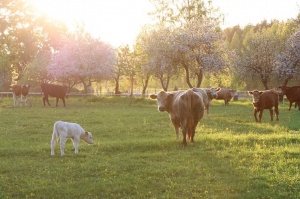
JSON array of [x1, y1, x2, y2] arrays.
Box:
[[30, 0, 300, 47]]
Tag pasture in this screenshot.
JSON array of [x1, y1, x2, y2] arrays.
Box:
[[0, 96, 300, 198]]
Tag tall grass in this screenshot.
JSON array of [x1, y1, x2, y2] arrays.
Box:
[[0, 96, 299, 198]]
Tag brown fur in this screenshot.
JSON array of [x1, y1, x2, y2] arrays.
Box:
[[248, 90, 279, 122], [279, 85, 300, 111], [216, 88, 236, 106], [150, 89, 205, 146]]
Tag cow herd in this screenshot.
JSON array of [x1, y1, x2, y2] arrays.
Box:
[[7, 83, 300, 149], [150, 86, 300, 146]]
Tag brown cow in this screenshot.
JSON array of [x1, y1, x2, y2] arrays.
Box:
[[248, 90, 279, 122], [10, 84, 30, 106], [192, 87, 220, 117], [279, 85, 300, 111], [150, 89, 205, 146], [216, 88, 236, 106], [41, 83, 68, 107]]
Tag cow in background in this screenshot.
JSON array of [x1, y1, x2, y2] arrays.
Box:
[[216, 88, 236, 106], [279, 85, 300, 111], [41, 83, 68, 107], [192, 87, 220, 117], [248, 90, 279, 122], [150, 89, 205, 146], [10, 84, 30, 106]]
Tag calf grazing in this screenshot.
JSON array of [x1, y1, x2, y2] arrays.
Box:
[[10, 84, 30, 106], [279, 85, 300, 111], [41, 83, 68, 107], [248, 90, 279, 122], [150, 89, 205, 146], [51, 121, 94, 156], [216, 88, 236, 106], [192, 87, 220, 117]]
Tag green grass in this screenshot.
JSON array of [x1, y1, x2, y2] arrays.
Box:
[[0, 96, 300, 198]]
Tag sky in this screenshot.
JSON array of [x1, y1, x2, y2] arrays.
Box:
[[30, 0, 300, 47]]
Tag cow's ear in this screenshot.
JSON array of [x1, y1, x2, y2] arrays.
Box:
[[216, 87, 221, 91], [85, 131, 88, 135], [248, 91, 253, 95], [150, 94, 157, 99], [259, 91, 263, 95]]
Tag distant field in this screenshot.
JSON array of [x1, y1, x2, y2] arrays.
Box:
[[0, 96, 300, 198]]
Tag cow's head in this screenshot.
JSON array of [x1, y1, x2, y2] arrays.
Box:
[[278, 85, 288, 95], [248, 90, 263, 106], [81, 131, 94, 144], [150, 91, 173, 112], [207, 87, 221, 99]]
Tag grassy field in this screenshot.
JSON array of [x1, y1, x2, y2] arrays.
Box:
[[0, 95, 300, 198]]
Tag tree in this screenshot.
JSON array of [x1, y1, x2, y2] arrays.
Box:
[[117, 45, 141, 96], [148, 0, 226, 88], [174, 18, 227, 87], [48, 32, 116, 93], [23, 49, 52, 83], [276, 29, 300, 85], [0, 0, 67, 84], [236, 29, 280, 89], [143, 26, 179, 91], [134, 27, 153, 95]]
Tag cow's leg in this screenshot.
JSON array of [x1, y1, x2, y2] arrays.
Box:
[[13, 94, 17, 106], [206, 105, 209, 118], [190, 127, 196, 143], [269, 108, 274, 121], [56, 97, 59, 107], [59, 137, 66, 156], [254, 109, 258, 122], [62, 98, 66, 107], [174, 126, 180, 140], [258, 110, 264, 122], [21, 95, 27, 106], [72, 138, 80, 154], [182, 128, 187, 146], [50, 134, 57, 156], [43, 95, 51, 106], [289, 102, 292, 111]]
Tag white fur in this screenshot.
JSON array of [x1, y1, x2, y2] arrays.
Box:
[[51, 121, 93, 156], [13, 93, 21, 106]]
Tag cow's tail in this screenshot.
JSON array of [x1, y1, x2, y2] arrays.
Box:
[[186, 90, 195, 128], [52, 122, 60, 142]]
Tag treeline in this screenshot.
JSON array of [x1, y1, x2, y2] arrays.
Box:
[[1, 0, 300, 95]]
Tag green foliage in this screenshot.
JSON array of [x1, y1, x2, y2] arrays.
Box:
[[0, 97, 300, 198]]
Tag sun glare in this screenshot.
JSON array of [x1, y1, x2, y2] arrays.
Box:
[[30, 0, 153, 47]]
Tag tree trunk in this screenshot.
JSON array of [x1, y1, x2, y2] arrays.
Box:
[[141, 74, 150, 95], [195, 69, 203, 88], [183, 63, 193, 88], [261, 78, 269, 90], [114, 75, 120, 94], [159, 76, 169, 91], [130, 76, 134, 97], [82, 82, 88, 94]]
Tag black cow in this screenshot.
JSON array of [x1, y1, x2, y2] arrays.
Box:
[[41, 83, 68, 107]]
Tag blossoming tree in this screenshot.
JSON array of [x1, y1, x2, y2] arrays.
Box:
[[47, 33, 116, 93]]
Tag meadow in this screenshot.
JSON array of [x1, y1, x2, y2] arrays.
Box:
[[0, 95, 300, 198]]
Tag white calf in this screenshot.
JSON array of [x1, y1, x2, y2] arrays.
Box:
[[51, 121, 94, 156]]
